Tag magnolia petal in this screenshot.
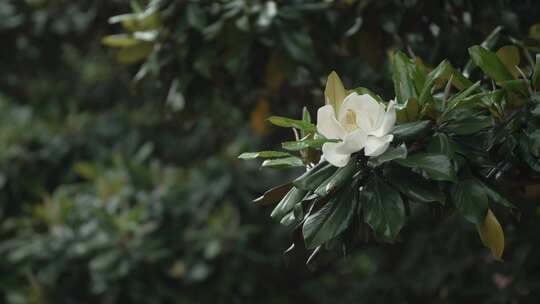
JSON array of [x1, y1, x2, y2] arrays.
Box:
[[322, 142, 351, 167], [317, 105, 346, 139], [365, 135, 393, 157], [336, 129, 367, 155], [371, 100, 397, 137], [339, 93, 383, 134], [324, 71, 347, 116]]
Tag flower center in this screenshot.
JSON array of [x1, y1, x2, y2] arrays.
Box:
[[343, 109, 358, 132]]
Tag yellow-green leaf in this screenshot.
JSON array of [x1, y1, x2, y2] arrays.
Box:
[[529, 24, 540, 39], [476, 209, 505, 261], [115, 43, 153, 64], [324, 71, 346, 115], [396, 98, 419, 123], [102, 34, 142, 48], [496, 45, 520, 78]]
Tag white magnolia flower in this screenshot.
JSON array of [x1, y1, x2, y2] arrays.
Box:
[[317, 92, 396, 167]]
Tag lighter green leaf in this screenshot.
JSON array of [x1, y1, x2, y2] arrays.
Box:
[[238, 151, 291, 159]]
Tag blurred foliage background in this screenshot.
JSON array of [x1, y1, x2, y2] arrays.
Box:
[[1, 0, 540, 303]]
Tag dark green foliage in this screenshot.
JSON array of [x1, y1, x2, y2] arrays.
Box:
[[3, 0, 540, 304]]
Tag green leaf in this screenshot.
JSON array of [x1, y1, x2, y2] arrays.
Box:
[[518, 133, 540, 172], [468, 45, 514, 83], [392, 120, 432, 142], [271, 187, 308, 219], [441, 63, 475, 90], [282, 139, 336, 151], [446, 81, 482, 110], [267, 116, 316, 132], [445, 116, 494, 135], [361, 178, 405, 240], [368, 143, 407, 167], [452, 179, 489, 224], [427, 133, 455, 158], [396, 153, 456, 182], [391, 51, 416, 104], [419, 60, 449, 104], [261, 156, 304, 169], [238, 151, 291, 159], [385, 168, 445, 204], [533, 54, 540, 90], [396, 98, 420, 123], [483, 183, 516, 208], [303, 182, 357, 248], [498, 79, 529, 96], [463, 26, 502, 76], [253, 183, 293, 206], [496, 45, 520, 78], [314, 160, 358, 197], [293, 162, 336, 191], [301, 107, 312, 138]]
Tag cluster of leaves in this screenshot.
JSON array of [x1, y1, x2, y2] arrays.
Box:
[[3, 0, 540, 303], [244, 25, 540, 262]]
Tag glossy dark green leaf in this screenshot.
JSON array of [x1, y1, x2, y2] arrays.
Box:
[[446, 81, 482, 110], [314, 160, 358, 197], [463, 26, 502, 75], [498, 79, 529, 96], [445, 116, 494, 135], [267, 116, 316, 132], [238, 151, 291, 159], [427, 133, 455, 158], [361, 179, 405, 240], [396, 153, 457, 182], [271, 187, 308, 219], [483, 183, 516, 208], [261, 156, 304, 169], [385, 168, 445, 204], [533, 54, 540, 90], [293, 162, 336, 191], [391, 51, 416, 104], [468, 45, 514, 83], [452, 179, 489, 224], [419, 60, 449, 104], [368, 143, 407, 167], [253, 183, 293, 206], [518, 133, 540, 172], [442, 62, 475, 90], [392, 120, 432, 142], [303, 182, 357, 248]]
